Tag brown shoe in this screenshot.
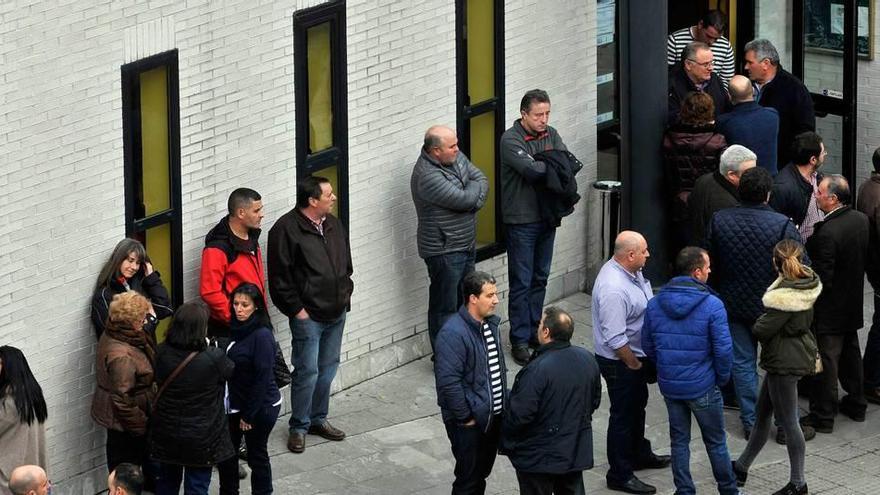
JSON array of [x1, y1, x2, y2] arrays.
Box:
[[287, 431, 305, 453], [308, 421, 346, 441]]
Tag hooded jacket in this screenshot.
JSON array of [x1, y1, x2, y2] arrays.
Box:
[[753, 271, 822, 376], [643, 276, 732, 400], [200, 218, 266, 335]]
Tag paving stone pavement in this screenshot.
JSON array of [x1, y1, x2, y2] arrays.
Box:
[[214, 291, 880, 494]]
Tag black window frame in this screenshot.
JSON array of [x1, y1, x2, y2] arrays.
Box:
[[455, 0, 506, 261], [120, 49, 183, 309], [293, 1, 350, 228]]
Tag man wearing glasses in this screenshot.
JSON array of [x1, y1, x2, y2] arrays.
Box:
[[668, 41, 731, 124], [667, 10, 736, 87]]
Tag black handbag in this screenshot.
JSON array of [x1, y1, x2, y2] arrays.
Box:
[[274, 341, 292, 388]]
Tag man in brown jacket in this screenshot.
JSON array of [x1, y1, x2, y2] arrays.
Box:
[[858, 148, 880, 404]]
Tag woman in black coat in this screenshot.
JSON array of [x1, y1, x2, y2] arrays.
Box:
[[218, 283, 281, 495], [150, 302, 235, 495], [91, 238, 173, 339]]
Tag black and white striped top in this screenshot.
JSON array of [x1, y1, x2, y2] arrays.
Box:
[[666, 26, 735, 87], [483, 322, 503, 414]]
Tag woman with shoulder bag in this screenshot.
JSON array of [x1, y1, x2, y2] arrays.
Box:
[[217, 283, 281, 495], [733, 240, 821, 495], [150, 302, 235, 495]]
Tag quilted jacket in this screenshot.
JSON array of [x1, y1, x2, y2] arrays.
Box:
[[705, 203, 804, 323], [642, 277, 732, 400]]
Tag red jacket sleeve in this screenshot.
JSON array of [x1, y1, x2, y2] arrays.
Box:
[[200, 247, 231, 323]]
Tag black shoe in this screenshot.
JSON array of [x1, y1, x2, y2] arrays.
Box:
[[731, 460, 748, 487], [308, 421, 346, 441], [607, 476, 657, 494], [800, 414, 833, 433], [866, 387, 880, 405], [634, 453, 671, 470], [238, 443, 248, 461], [772, 482, 808, 495], [512, 344, 531, 365], [743, 426, 751, 441], [287, 432, 305, 453], [839, 400, 867, 422]]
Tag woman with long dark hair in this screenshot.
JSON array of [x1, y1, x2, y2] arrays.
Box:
[[218, 283, 280, 495], [150, 302, 235, 495], [92, 238, 173, 339], [91, 291, 157, 484], [733, 239, 821, 495], [0, 346, 48, 495]]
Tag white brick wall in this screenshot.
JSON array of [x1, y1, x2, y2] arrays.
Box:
[[0, 0, 598, 491]]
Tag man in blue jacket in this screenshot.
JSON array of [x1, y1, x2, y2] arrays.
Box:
[[501, 306, 601, 495], [434, 271, 508, 494], [643, 247, 738, 495]]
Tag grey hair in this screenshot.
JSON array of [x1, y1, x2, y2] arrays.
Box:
[[744, 38, 780, 66], [681, 41, 710, 62], [719, 145, 757, 175]]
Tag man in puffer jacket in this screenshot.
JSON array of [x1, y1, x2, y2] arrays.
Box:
[[643, 247, 738, 495]]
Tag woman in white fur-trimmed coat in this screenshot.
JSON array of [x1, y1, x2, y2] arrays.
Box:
[[732, 239, 822, 495]]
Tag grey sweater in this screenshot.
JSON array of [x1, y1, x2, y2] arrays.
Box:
[[411, 150, 488, 258], [500, 120, 567, 224]]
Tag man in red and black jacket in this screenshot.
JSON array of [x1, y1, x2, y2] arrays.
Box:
[[200, 188, 266, 338]]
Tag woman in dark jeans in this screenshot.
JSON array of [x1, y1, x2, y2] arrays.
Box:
[[150, 302, 235, 495], [219, 282, 281, 495]]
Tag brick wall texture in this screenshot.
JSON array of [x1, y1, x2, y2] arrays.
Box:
[[0, 0, 597, 491]]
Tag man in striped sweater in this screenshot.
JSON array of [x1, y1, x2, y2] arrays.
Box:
[[434, 271, 509, 494], [667, 10, 736, 88]]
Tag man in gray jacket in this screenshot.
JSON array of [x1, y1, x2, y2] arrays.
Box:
[[501, 89, 569, 365], [411, 125, 489, 353]]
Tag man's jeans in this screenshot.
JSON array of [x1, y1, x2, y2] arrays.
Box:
[[506, 222, 556, 346], [288, 313, 346, 433], [863, 294, 880, 390], [664, 388, 739, 495], [729, 319, 758, 429], [596, 355, 654, 485], [424, 250, 475, 352], [445, 419, 501, 495]]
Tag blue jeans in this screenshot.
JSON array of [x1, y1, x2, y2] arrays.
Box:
[[288, 313, 346, 433], [506, 222, 556, 346], [156, 463, 212, 495], [863, 294, 880, 389], [424, 251, 475, 351], [664, 388, 739, 495], [729, 319, 758, 429], [596, 355, 654, 485]]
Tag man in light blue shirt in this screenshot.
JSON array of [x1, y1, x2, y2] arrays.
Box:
[[591, 231, 670, 494]]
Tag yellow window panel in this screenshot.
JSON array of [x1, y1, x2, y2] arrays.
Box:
[[139, 66, 171, 216], [469, 112, 496, 246], [143, 223, 173, 342], [467, 0, 495, 104], [308, 23, 334, 153]]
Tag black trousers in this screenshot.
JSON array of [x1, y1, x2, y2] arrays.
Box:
[[106, 429, 157, 489], [515, 471, 585, 495], [444, 418, 500, 495], [811, 332, 867, 425]]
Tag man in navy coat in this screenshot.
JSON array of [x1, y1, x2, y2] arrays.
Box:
[[716, 75, 779, 175]]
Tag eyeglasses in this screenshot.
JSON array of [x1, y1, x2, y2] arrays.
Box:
[[687, 59, 714, 68]]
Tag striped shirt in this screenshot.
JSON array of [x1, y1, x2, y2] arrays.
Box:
[[667, 26, 735, 87], [799, 172, 825, 241], [483, 322, 503, 414]]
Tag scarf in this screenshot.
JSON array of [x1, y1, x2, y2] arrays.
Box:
[[104, 318, 156, 364]]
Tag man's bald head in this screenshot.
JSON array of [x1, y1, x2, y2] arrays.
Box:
[[423, 125, 459, 166], [728, 75, 754, 104], [9, 465, 48, 495], [613, 231, 650, 272]]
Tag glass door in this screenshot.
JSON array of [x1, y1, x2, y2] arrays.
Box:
[[597, 0, 619, 181]]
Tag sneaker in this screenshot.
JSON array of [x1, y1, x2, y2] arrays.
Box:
[[512, 344, 531, 366], [731, 460, 748, 487], [771, 482, 808, 495], [776, 425, 816, 445]]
